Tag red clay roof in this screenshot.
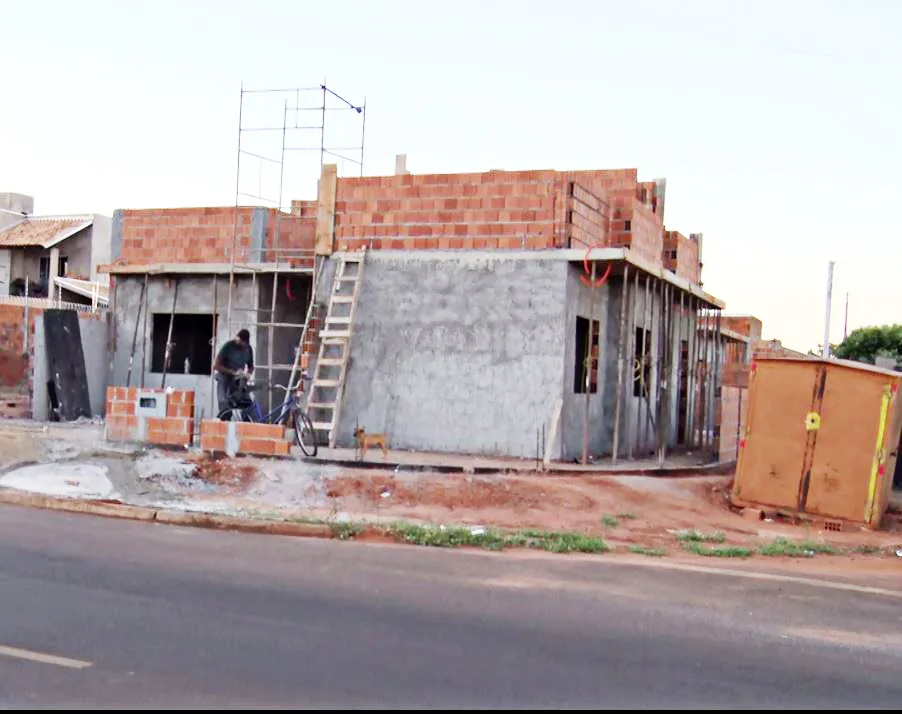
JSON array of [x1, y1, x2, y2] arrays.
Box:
[[0, 216, 92, 248]]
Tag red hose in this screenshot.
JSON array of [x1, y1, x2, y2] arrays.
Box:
[[579, 244, 613, 288]]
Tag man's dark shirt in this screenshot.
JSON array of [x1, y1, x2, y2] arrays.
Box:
[[217, 341, 254, 374]]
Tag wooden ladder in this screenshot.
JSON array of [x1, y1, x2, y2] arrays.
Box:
[[308, 250, 366, 448]]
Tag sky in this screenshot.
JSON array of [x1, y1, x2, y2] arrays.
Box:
[[0, 0, 898, 351]]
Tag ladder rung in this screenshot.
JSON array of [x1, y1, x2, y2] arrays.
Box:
[[311, 422, 334, 431], [306, 402, 336, 410], [313, 379, 341, 388], [330, 295, 355, 303], [337, 276, 359, 282], [318, 330, 350, 339], [325, 317, 352, 324], [321, 336, 349, 345], [316, 357, 345, 366]]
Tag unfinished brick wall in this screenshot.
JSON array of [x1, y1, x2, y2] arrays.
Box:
[[264, 212, 316, 266], [115, 207, 315, 265], [752, 340, 812, 360], [0, 305, 32, 418], [662, 231, 700, 283], [329, 168, 676, 269], [199, 419, 290, 457], [717, 386, 748, 462], [105, 387, 195, 446]]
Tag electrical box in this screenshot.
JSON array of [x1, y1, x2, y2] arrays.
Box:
[[135, 390, 168, 418]]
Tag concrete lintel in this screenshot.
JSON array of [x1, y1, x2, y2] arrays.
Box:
[[332, 247, 726, 309], [98, 262, 314, 276]]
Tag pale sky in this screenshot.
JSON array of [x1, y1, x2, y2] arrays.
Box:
[[1, 0, 898, 351]]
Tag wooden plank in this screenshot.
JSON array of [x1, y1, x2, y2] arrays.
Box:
[[314, 164, 338, 257]]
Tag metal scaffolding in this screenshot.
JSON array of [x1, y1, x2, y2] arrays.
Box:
[[217, 83, 366, 416]]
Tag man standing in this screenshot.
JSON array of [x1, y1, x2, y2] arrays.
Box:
[[214, 329, 255, 417]]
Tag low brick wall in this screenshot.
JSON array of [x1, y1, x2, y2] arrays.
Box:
[[200, 420, 290, 457], [105, 387, 195, 446]]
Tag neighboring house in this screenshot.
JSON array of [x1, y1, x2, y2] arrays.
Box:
[[0, 192, 112, 306]]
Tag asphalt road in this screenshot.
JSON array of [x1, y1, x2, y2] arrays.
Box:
[[0, 505, 900, 709]]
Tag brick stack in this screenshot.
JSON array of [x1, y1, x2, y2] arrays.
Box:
[[105, 387, 195, 446], [299, 303, 323, 370], [199, 420, 290, 457]]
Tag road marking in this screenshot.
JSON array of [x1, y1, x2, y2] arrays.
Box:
[[0, 645, 93, 670]]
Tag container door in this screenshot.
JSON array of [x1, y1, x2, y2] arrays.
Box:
[[807, 368, 898, 524], [733, 360, 820, 510]]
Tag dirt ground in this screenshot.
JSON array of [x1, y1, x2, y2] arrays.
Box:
[[323, 470, 902, 554]]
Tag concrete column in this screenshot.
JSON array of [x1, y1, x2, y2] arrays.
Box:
[[49, 247, 60, 296]]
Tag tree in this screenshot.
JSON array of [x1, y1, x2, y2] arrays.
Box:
[[833, 325, 902, 365]]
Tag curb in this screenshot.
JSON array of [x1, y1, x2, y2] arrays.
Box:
[[303, 456, 734, 478], [0, 489, 333, 538]]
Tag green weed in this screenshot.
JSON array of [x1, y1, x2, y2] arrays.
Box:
[[684, 542, 753, 558], [330, 521, 363, 541], [675, 530, 727, 544], [601, 515, 619, 528], [385, 523, 608, 554], [629, 545, 668, 557], [853, 544, 886, 556], [617, 512, 638, 520], [758, 538, 841, 557]]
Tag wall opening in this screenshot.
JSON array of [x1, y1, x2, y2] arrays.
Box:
[[151, 313, 216, 375], [574, 316, 599, 394], [633, 327, 651, 397]]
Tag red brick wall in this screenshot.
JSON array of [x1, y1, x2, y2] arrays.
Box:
[[663, 231, 700, 284], [721, 316, 763, 342], [105, 387, 195, 446], [200, 419, 290, 456], [752, 340, 812, 359], [115, 207, 315, 265], [0, 305, 31, 419], [264, 213, 316, 267]]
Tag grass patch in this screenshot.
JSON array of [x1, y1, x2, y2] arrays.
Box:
[[758, 538, 842, 557], [385, 523, 608, 554], [684, 542, 753, 558], [601, 515, 619, 528], [629, 545, 668, 557], [853, 544, 886, 556], [617, 512, 638, 520], [675, 530, 727, 544], [329, 521, 364, 541]]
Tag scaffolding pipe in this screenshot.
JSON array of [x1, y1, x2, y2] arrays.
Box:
[[209, 275, 218, 419], [640, 275, 651, 453], [657, 283, 671, 468], [125, 274, 147, 388], [713, 310, 723, 462], [687, 295, 699, 448], [626, 269, 639, 459], [160, 279, 180, 389], [581, 262, 597, 465], [611, 264, 631, 463], [226, 85, 245, 347], [140, 272, 150, 388]]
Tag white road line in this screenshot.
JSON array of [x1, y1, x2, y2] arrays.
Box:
[[0, 645, 93, 670]]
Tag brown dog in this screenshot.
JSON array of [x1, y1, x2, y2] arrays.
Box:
[[354, 427, 388, 461]]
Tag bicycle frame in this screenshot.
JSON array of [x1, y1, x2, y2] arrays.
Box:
[[245, 393, 298, 425]]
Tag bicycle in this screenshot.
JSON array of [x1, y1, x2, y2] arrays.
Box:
[[217, 372, 318, 457]]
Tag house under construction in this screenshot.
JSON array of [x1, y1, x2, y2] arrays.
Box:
[[101, 84, 737, 465]]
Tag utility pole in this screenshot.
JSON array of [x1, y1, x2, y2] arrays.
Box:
[[822, 261, 835, 359], [843, 292, 849, 341]]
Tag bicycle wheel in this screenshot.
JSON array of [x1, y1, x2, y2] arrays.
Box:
[[218, 408, 251, 422], [292, 407, 318, 457]]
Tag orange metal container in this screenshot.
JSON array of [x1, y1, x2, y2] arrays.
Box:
[[732, 357, 902, 528]]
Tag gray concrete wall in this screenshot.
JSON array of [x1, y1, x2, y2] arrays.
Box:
[[89, 214, 112, 283], [33, 313, 109, 420], [58, 227, 94, 280], [109, 275, 260, 420], [560, 264, 615, 461], [329, 253, 568, 459]]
